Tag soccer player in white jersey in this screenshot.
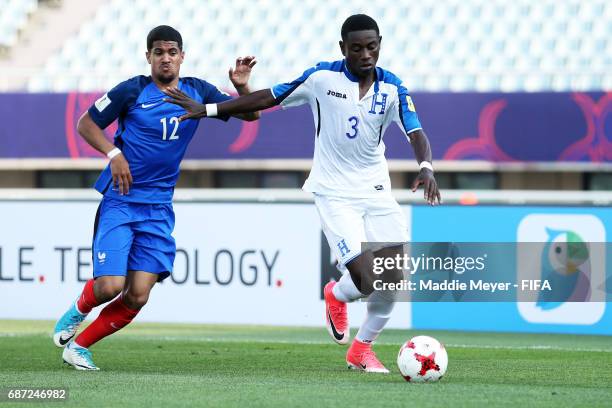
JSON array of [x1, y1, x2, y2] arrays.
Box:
[[164, 14, 441, 373]]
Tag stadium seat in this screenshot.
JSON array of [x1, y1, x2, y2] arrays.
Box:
[[0, 0, 37, 47], [12, 0, 610, 92]]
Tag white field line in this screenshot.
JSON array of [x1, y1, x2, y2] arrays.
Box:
[[130, 335, 612, 353], [1, 332, 611, 353]]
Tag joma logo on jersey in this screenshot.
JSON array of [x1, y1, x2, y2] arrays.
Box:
[[369, 92, 388, 115], [327, 90, 347, 99]]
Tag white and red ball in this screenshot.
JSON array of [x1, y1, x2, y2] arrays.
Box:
[[397, 335, 448, 382]]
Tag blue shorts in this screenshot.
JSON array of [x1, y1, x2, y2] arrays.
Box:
[[92, 197, 176, 281]]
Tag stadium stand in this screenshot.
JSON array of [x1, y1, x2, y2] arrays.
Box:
[[0, 0, 38, 49], [6, 0, 609, 93], [0, 0, 610, 191]]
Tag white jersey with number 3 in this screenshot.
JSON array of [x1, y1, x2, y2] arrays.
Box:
[[271, 60, 422, 198]]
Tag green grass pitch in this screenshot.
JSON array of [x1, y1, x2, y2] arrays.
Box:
[[0, 320, 611, 407]]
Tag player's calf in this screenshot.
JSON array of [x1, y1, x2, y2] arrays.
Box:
[[53, 278, 121, 348]]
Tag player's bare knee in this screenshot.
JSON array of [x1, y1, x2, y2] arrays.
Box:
[[94, 279, 124, 302], [382, 266, 404, 285], [122, 291, 149, 309], [374, 245, 405, 283], [347, 254, 376, 296]]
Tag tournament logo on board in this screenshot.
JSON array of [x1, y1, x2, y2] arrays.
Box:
[[517, 214, 606, 325]]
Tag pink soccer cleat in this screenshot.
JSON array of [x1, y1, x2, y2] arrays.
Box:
[[324, 281, 349, 345], [346, 339, 390, 374]]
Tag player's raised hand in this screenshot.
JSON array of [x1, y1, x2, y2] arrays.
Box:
[[229, 56, 257, 88], [163, 87, 207, 121], [411, 168, 442, 205], [109, 152, 132, 195]]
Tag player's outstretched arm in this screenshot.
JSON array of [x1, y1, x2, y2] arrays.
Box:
[[228, 56, 260, 121], [408, 129, 441, 205], [164, 88, 277, 122], [77, 112, 132, 195]]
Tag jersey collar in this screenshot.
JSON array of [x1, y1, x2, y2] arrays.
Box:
[[374, 67, 381, 93], [342, 60, 359, 82], [342, 60, 382, 94]]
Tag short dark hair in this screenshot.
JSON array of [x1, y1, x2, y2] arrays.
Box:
[[341, 14, 379, 40], [147, 25, 183, 50]]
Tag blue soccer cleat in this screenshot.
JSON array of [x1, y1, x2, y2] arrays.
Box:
[[62, 341, 99, 371], [53, 301, 87, 348]]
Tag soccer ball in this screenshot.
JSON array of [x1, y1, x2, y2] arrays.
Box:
[[397, 335, 448, 382]]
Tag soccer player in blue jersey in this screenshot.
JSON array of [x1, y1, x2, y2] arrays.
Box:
[[165, 14, 441, 373], [53, 25, 260, 370]]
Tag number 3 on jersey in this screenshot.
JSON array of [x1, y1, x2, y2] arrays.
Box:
[[346, 116, 359, 139], [160, 117, 179, 140]]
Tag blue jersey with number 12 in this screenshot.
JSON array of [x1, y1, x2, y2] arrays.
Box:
[[88, 75, 232, 203]]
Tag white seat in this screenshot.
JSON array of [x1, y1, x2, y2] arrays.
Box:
[[475, 74, 500, 92], [11, 0, 608, 92]]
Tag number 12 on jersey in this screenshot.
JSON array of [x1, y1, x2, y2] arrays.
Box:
[[160, 117, 180, 140]]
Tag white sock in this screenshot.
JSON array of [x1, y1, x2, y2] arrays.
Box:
[[332, 272, 364, 303], [355, 291, 395, 343]]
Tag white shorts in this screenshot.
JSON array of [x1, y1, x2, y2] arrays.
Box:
[[314, 193, 409, 270]]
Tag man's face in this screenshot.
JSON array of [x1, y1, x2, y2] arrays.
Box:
[[146, 40, 184, 84], [340, 30, 381, 78]]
